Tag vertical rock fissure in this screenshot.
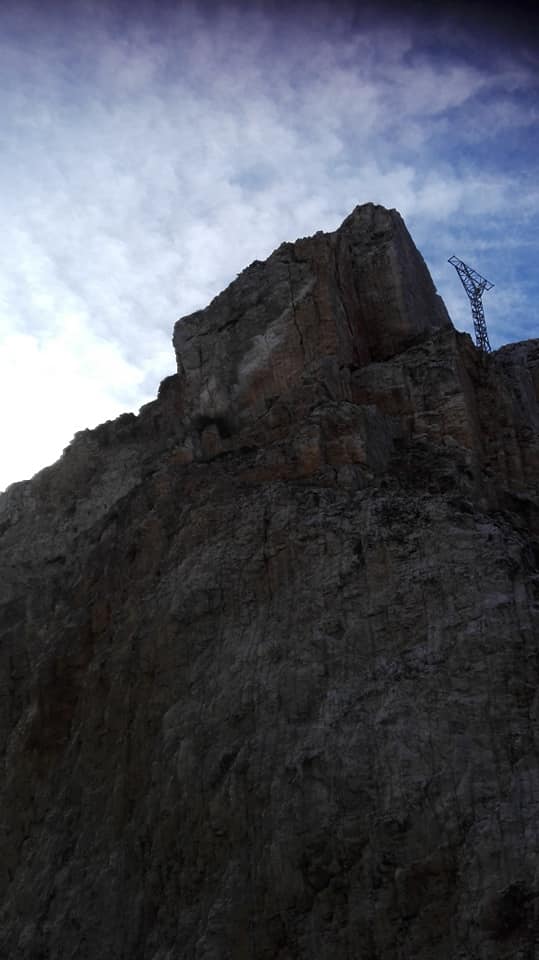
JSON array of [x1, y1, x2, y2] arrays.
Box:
[[334, 244, 358, 357], [287, 261, 305, 359]]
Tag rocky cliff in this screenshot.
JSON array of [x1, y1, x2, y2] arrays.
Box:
[[1, 203, 538, 960]]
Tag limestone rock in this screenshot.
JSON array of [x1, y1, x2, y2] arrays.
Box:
[[1, 204, 538, 960], [172, 203, 451, 458]]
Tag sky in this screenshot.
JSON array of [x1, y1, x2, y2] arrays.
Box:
[[1, 0, 538, 490]]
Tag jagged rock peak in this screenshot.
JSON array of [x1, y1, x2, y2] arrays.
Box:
[[172, 203, 451, 450]]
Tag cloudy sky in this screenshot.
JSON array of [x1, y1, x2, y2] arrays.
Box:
[[1, 0, 537, 490]]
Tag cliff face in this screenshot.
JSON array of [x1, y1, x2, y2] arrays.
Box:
[[1, 204, 538, 960]]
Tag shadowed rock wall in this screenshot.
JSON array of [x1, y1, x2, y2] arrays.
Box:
[[1, 205, 538, 960]]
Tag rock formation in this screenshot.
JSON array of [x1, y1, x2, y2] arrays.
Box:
[[1, 203, 538, 959]]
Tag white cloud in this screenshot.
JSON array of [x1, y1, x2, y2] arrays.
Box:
[[0, 315, 146, 491], [0, 0, 537, 488]]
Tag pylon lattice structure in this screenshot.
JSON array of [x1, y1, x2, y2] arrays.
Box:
[[448, 255, 494, 353]]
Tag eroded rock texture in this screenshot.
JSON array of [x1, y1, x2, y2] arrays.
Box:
[[1, 204, 538, 960]]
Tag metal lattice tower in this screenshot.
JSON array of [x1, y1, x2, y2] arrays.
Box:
[[448, 255, 494, 353]]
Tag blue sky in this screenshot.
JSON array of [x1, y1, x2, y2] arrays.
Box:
[[1, 0, 538, 490]]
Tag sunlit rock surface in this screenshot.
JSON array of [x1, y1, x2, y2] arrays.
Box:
[[1, 204, 538, 960]]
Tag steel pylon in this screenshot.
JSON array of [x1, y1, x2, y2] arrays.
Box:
[[448, 255, 494, 353]]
